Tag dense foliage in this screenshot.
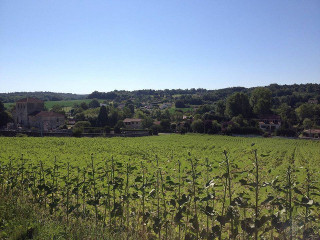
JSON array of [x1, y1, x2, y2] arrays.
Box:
[[1, 84, 319, 137], [0, 135, 319, 239], [0, 92, 87, 103]]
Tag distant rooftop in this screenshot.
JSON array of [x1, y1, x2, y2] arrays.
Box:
[[123, 118, 142, 122], [303, 129, 320, 134]]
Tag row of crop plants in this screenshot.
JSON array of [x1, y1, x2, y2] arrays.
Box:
[[0, 150, 319, 239]]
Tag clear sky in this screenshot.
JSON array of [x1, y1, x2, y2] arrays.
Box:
[[1, 0, 319, 94]]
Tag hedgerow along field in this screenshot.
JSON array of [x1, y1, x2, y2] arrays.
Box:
[[0, 135, 319, 239]]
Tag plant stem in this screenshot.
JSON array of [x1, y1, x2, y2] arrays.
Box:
[[224, 150, 234, 239], [254, 150, 259, 240]]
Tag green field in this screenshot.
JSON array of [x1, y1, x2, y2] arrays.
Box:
[[4, 99, 104, 110], [0, 134, 319, 239]]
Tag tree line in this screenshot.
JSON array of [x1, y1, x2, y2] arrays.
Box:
[[0, 83, 319, 137]]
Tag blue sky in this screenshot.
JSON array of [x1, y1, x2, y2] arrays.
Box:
[[1, 0, 319, 94]]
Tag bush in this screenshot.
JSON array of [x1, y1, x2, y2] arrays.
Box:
[[211, 120, 221, 134], [191, 119, 204, 133], [16, 133, 28, 137], [114, 126, 121, 134], [151, 125, 162, 135], [224, 126, 262, 135], [104, 126, 111, 133], [72, 128, 83, 137], [276, 127, 297, 137], [74, 121, 91, 129], [175, 100, 185, 108], [263, 132, 270, 138]]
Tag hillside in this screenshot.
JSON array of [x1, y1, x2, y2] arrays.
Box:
[[1, 83, 319, 137], [0, 91, 87, 103], [86, 83, 320, 111]]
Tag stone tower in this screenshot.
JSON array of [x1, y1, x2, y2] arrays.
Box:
[[14, 97, 44, 128]]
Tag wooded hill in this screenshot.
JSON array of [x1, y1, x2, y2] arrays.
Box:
[[0, 92, 87, 103], [87, 83, 319, 110], [1, 84, 319, 109]]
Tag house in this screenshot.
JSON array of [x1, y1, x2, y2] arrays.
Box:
[[308, 98, 318, 104], [123, 118, 143, 129], [117, 104, 125, 109], [302, 129, 320, 139], [14, 97, 65, 131], [153, 121, 161, 126], [14, 97, 44, 127], [159, 103, 172, 110], [258, 114, 281, 132], [29, 111, 65, 131]]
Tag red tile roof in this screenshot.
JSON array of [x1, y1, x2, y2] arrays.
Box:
[[123, 118, 142, 122], [303, 129, 320, 134], [16, 97, 44, 103]]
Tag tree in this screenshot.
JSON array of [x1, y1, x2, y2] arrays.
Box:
[[303, 118, 313, 130], [80, 102, 89, 110], [191, 119, 204, 133], [160, 119, 171, 132], [171, 111, 183, 122], [250, 88, 272, 115], [142, 116, 154, 129], [115, 120, 124, 129], [211, 120, 221, 134], [170, 123, 177, 132], [127, 104, 135, 115], [215, 100, 226, 117], [296, 103, 318, 122], [97, 106, 108, 127], [123, 107, 133, 118], [151, 124, 161, 135], [225, 92, 252, 118], [108, 110, 119, 127], [88, 99, 100, 108], [72, 121, 91, 136], [203, 120, 213, 133], [161, 110, 171, 120], [231, 114, 247, 127], [0, 101, 9, 128], [175, 100, 185, 108], [51, 105, 65, 115], [278, 104, 295, 121], [74, 121, 91, 129], [196, 105, 211, 115]]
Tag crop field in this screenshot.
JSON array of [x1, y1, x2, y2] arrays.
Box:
[[3, 99, 104, 110], [0, 135, 319, 239]]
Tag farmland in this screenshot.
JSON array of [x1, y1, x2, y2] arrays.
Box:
[[0, 134, 319, 239], [4, 99, 104, 110]]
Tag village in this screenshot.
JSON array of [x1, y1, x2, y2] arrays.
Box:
[[0, 86, 319, 139]]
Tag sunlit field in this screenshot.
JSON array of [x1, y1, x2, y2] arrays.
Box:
[[1, 134, 319, 239]]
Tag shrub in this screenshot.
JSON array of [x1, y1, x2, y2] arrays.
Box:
[[191, 119, 204, 133], [72, 128, 83, 137], [276, 127, 297, 137], [151, 125, 161, 135], [16, 133, 28, 137], [114, 126, 121, 134], [104, 126, 111, 133]]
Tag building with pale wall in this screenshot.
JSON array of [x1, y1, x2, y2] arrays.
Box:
[[14, 97, 65, 131], [123, 118, 143, 129]]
